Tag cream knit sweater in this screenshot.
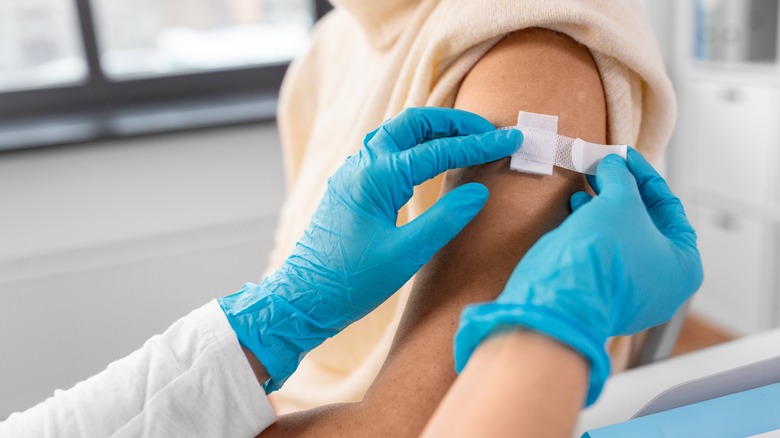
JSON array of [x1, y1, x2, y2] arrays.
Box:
[[268, 0, 676, 412]]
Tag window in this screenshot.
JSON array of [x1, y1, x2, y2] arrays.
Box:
[[0, 0, 332, 151], [92, 0, 313, 79], [0, 0, 87, 91]]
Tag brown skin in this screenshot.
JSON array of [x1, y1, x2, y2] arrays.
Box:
[[260, 28, 606, 437], [422, 329, 589, 438]]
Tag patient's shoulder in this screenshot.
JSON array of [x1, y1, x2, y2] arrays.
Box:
[[455, 28, 606, 143]]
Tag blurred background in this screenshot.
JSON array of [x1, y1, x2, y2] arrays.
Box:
[[0, 0, 777, 421]]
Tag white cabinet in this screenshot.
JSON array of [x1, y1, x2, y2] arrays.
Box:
[[679, 78, 780, 334], [690, 82, 780, 205], [688, 204, 774, 334]]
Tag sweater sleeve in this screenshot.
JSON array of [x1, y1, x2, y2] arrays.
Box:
[[0, 300, 276, 438]]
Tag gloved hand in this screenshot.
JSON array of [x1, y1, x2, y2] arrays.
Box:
[[220, 108, 523, 391], [453, 148, 703, 406]]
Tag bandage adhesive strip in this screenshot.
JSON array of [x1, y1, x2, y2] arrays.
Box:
[[502, 111, 628, 176]]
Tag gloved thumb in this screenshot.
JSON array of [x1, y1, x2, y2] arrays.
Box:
[[401, 182, 489, 263], [595, 154, 638, 200]]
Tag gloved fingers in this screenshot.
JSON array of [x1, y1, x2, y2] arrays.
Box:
[[625, 148, 670, 200], [399, 129, 522, 187], [366, 107, 497, 154], [362, 127, 381, 146], [400, 182, 489, 263], [363, 115, 397, 146], [594, 154, 640, 201], [570, 191, 593, 212], [625, 149, 696, 238]]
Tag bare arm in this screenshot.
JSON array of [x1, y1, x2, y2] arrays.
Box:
[[260, 28, 606, 436], [422, 329, 589, 437], [358, 28, 606, 433]]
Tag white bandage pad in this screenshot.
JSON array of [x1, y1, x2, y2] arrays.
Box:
[[503, 111, 627, 176]]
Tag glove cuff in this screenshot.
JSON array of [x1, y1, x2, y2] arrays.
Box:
[[454, 302, 611, 406], [219, 282, 337, 393]]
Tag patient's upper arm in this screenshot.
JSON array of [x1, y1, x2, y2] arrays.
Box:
[[443, 28, 607, 289], [456, 28, 607, 134]]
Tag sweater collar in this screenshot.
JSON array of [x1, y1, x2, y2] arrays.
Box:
[[330, 0, 421, 48]]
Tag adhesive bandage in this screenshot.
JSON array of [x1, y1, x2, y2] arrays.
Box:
[[503, 111, 628, 176]]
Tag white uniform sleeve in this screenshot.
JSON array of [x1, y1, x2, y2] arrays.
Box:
[[0, 300, 277, 438]]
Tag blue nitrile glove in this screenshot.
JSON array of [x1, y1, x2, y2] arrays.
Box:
[[220, 108, 523, 391], [453, 148, 703, 406]]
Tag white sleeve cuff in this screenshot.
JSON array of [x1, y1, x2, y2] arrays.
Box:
[[1, 300, 277, 438], [199, 299, 278, 435]]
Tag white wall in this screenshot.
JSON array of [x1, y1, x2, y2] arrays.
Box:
[[642, 0, 676, 66], [0, 123, 285, 419]]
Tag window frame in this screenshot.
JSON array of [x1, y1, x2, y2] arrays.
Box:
[[0, 0, 333, 151]]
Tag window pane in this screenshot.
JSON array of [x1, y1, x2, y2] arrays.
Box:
[[0, 0, 88, 92], [92, 0, 314, 79]]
